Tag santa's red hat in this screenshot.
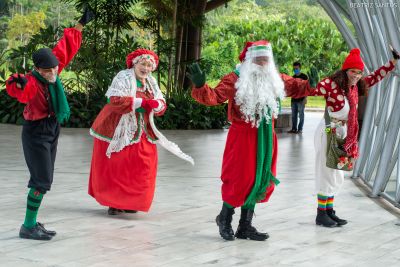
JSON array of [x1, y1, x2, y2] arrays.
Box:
[[342, 48, 364, 71], [126, 49, 159, 70], [239, 40, 273, 62]]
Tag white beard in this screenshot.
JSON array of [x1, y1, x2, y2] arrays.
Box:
[[47, 76, 57, 83], [234, 59, 285, 127]]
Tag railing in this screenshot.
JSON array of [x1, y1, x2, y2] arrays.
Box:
[[318, 0, 400, 207]]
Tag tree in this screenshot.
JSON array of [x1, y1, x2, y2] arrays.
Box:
[[0, 0, 11, 52], [6, 11, 46, 48], [0, 0, 10, 16], [139, 0, 232, 94]]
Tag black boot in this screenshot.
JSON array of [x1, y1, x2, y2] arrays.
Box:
[[235, 208, 269, 241], [316, 209, 337, 227], [215, 204, 235, 241], [123, 210, 137, 213], [326, 209, 347, 226], [108, 207, 123, 215]]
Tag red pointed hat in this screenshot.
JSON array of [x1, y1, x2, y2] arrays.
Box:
[[239, 40, 272, 62], [342, 48, 364, 71], [126, 49, 159, 70]]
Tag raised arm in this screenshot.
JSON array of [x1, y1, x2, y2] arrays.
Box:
[[52, 7, 95, 73], [363, 61, 395, 89], [52, 28, 82, 74]]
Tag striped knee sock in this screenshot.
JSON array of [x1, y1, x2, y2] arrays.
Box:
[[23, 188, 43, 229], [326, 196, 334, 210], [317, 194, 328, 210]]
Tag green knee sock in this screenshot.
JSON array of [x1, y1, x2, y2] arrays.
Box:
[[23, 188, 43, 229]]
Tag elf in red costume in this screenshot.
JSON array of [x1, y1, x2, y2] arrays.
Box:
[[187, 40, 311, 241], [5, 8, 94, 240], [287, 48, 398, 227], [89, 49, 193, 216]]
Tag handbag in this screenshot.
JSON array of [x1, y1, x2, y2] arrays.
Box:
[[324, 109, 353, 171]]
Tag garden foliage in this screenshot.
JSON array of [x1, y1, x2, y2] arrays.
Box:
[[0, 0, 347, 129]]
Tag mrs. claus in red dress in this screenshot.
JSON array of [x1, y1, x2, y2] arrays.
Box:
[[88, 49, 193, 215]]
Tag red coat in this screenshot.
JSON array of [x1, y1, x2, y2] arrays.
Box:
[[192, 72, 302, 207], [310, 61, 395, 111], [90, 92, 166, 142], [88, 86, 167, 212], [5, 28, 82, 121]]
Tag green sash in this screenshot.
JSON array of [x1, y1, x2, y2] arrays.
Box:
[[233, 68, 280, 207], [243, 116, 280, 207]]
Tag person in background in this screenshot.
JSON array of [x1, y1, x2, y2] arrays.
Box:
[[288, 61, 308, 134]]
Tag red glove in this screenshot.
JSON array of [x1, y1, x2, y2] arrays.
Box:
[[141, 99, 159, 113]]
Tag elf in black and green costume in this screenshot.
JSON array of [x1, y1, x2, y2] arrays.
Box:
[[5, 8, 94, 240]]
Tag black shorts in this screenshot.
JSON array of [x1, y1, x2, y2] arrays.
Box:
[[21, 117, 60, 193]]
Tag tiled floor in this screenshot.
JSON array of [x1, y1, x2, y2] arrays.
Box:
[[1, 112, 400, 267]]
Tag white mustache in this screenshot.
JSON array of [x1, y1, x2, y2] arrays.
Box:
[[44, 75, 57, 83]]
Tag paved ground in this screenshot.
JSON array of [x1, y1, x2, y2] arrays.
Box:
[[1, 112, 400, 267]]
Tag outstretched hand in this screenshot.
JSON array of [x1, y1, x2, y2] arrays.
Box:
[[79, 5, 96, 26], [307, 67, 319, 88], [186, 63, 206, 88], [8, 74, 28, 89]]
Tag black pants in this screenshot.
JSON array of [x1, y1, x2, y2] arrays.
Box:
[[22, 117, 60, 193]]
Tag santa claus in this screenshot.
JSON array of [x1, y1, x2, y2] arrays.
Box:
[[188, 40, 310, 241]]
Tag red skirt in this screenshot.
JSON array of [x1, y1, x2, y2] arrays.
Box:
[[88, 136, 158, 212], [221, 121, 277, 207]]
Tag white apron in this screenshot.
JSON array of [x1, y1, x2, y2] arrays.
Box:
[[314, 99, 350, 196]]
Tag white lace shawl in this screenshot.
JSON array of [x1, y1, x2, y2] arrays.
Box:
[[100, 69, 194, 165]]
